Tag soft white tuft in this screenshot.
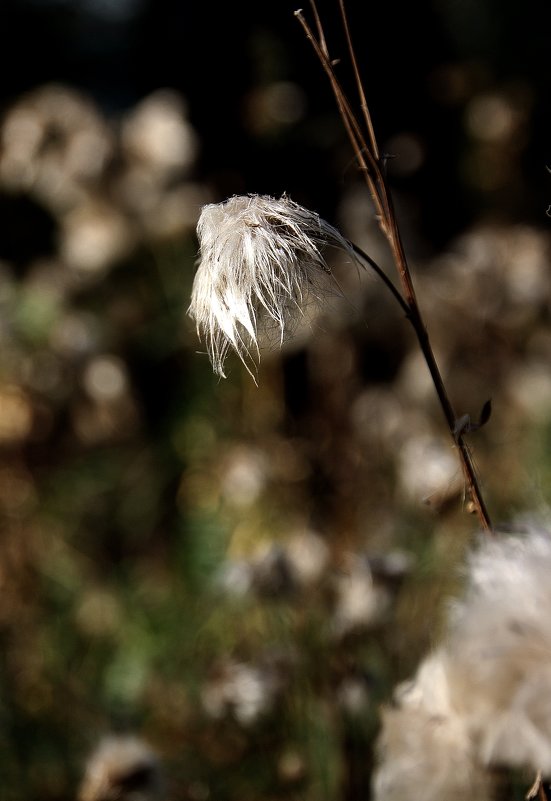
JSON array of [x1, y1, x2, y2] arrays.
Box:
[[188, 194, 354, 377], [372, 650, 490, 801], [374, 526, 551, 801], [445, 527, 551, 773], [78, 735, 164, 801]]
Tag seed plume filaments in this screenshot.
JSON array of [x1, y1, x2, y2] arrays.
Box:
[[189, 194, 356, 377], [373, 527, 551, 801]]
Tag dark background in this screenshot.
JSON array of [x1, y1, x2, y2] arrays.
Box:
[[3, 0, 551, 238], [0, 1, 550, 799]]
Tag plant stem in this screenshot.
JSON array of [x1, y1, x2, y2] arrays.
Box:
[[348, 242, 410, 316], [351, 242, 492, 533], [406, 305, 493, 532], [296, 2, 493, 534]]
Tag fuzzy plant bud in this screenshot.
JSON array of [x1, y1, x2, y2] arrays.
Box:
[[188, 194, 355, 377]]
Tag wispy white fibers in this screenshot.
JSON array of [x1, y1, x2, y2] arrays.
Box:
[[373, 526, 551, 801], [373, 651, 490, 801], [445, 527, 551, 773], [189, 194, 354, 377]]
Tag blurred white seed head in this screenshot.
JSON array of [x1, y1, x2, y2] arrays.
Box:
[[201, 659, 283, 726], [188, 194, 354, 377], [374, 525, 551, 801], [445, 526, 551, 773], [373, 650, 491, 801], [78, 736, 164, 801], [331, 554, 390, 636]]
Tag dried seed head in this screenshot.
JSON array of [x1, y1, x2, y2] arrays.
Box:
[[78, 736, 164, 801], [445, 526, 551, 773], [188, 194, 354, 377], [374, 525, 551, 801], [372, 650, 491, 801]]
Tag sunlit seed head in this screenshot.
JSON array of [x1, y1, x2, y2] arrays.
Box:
[[188, 194, 355, 378]]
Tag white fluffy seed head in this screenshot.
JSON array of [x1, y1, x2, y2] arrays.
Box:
[[373, 525, 551, 800], [445, 526, 551, 773], [373, 650, 491, 801], [188, 194, 354, 377]]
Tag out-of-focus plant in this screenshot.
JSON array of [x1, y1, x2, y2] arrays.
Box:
[[186, 3, 551, 801], [0, 4, 549, 801]]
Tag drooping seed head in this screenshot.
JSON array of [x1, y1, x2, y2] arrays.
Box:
[[188, 194, 354, 377]]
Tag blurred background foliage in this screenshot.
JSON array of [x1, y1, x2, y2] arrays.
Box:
[[0, 0, 550, 798]]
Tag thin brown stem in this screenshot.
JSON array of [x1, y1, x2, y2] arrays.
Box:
[[352, 243, 492, 531], [337, 0, 379, 160], [349, 242, 410, 316], [308, 0, 329, 58], [295, 2, 493, 535], [294, 10, 389, 227], [407, 305, 493, 532]]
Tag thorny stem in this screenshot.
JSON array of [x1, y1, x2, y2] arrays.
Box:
[[296, 3, 493, 535]]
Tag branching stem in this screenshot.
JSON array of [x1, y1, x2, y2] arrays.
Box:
[[296, 2, 493, 534], [349, 242, 409, 317]]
